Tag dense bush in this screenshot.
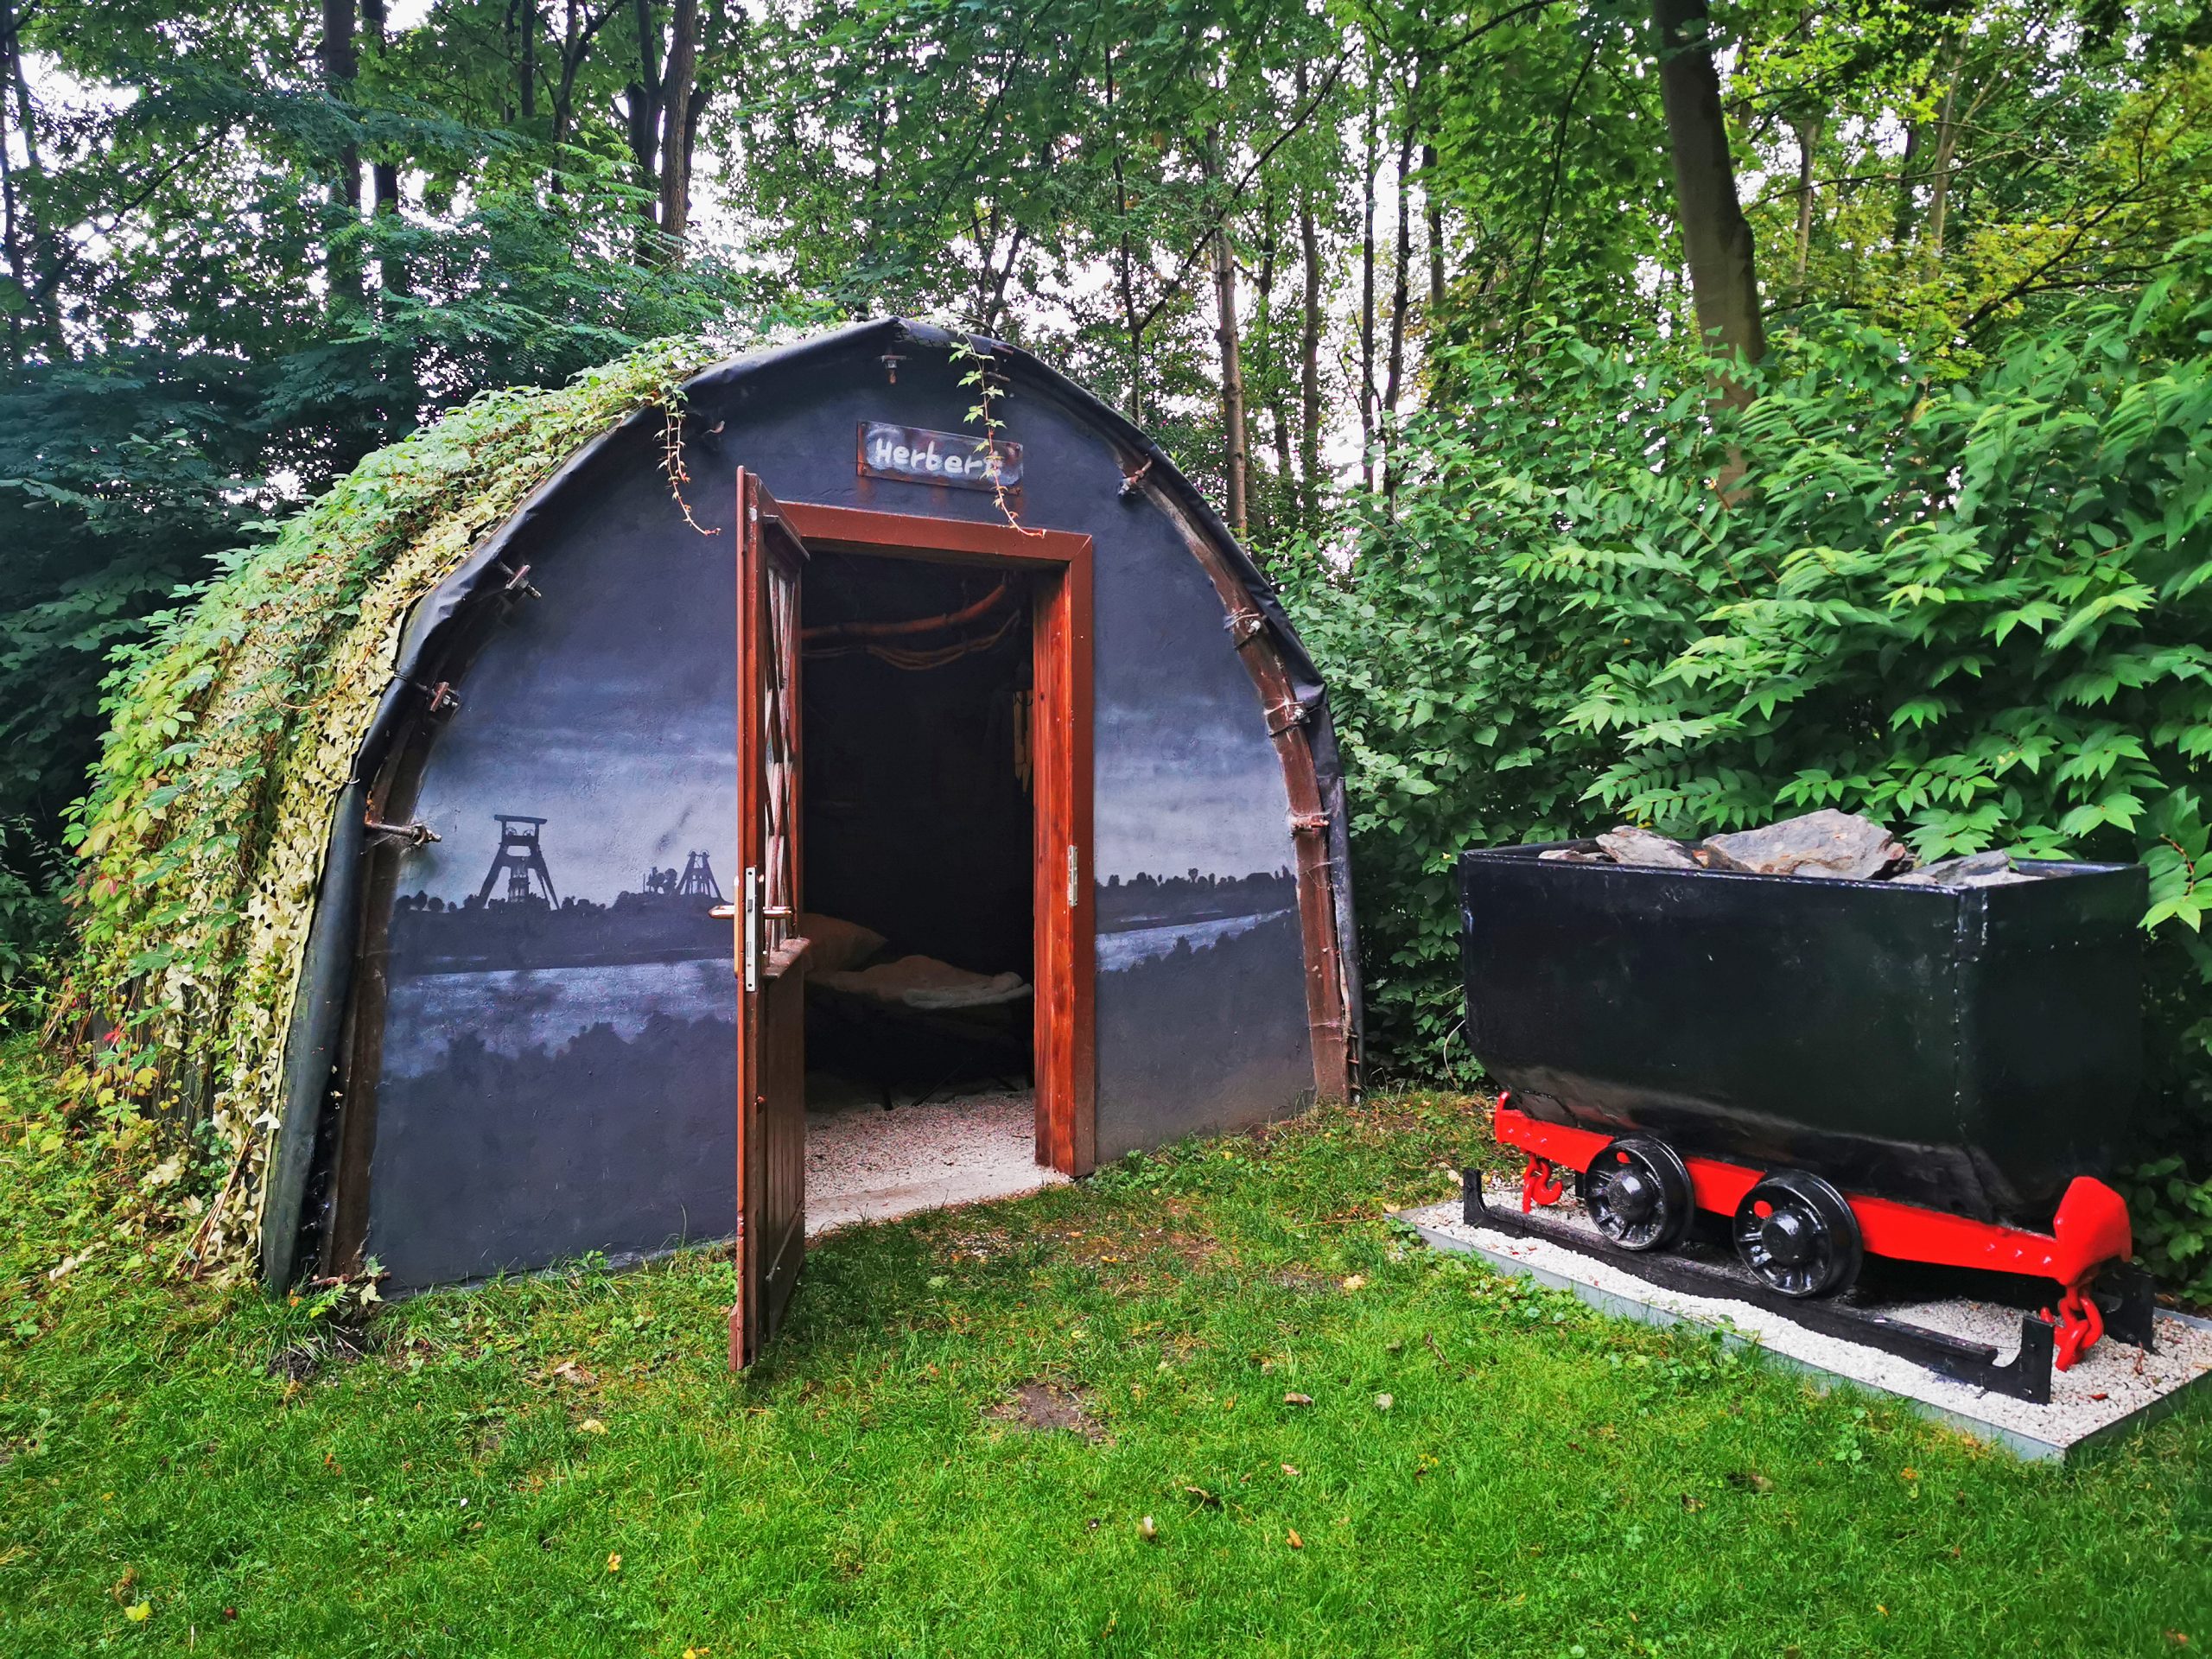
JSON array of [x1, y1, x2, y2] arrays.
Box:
[[1282, 276, 2212, 1300]]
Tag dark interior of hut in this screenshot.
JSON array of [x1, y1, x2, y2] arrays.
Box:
[[798, 550, 1058, 1224]]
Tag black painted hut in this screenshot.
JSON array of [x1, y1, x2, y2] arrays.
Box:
[[239, 320, 1357, 1353]]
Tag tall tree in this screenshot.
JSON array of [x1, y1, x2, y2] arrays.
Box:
[[323, 0, 365, 309], [1208, 136, 1249, 534], [1650, 0, 1764, 388]]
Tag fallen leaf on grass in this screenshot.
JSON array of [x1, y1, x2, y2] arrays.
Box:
[[1282, 1392, 1313, 1407], [578, 1418, 607, 1434], [607, 1553, 622, 1573], [124, 1603, 150, 1623], [1340, 1275, 1366, 1291], [1286, 1529, 1304, 1549], [1374, 1393, 1394, 1412], [1281, 1464, 1300, 1478], [1137, 1515, 1159, 1541]]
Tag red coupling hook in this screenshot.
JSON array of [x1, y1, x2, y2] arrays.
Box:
[[1521, 1154, 1565, 1214], [2041, 1284, 2106, 1372]]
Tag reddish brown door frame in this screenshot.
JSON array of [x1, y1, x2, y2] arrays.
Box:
[[780, 500, 1096, 1178]]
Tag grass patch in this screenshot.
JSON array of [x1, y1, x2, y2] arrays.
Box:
[[1, 1046, 2207, 1656]]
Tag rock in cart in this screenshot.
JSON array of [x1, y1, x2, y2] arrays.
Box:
[[1457, 814, 2158, 1404]]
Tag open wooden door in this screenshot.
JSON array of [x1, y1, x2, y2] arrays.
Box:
[[729, 471, 811, 1370]]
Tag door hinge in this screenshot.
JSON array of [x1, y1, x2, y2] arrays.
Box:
[[1066, 843, 1079, 909]]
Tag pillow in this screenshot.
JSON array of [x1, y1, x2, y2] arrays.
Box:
[[798, 912, 887, 973]]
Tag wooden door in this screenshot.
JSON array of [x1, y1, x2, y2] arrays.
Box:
[[730, 471, 811, 1370]]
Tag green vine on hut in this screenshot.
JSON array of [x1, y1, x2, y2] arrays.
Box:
[[56, 338, 728, 1278], [951, 337, 1044, 537]]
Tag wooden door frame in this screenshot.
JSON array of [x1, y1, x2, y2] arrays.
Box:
[[780, 499, 1096, 1177], [732, 473, 811, 1369]]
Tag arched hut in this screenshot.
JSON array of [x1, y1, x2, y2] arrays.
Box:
[[86, 321, 1357, 1358]]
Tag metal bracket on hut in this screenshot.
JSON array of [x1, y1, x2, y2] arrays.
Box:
[[493, 562, 543, 603], [363, 817, 441, 849]]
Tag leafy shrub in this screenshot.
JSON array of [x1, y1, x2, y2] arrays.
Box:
[[1281, 276, 2212, 1300], [0, 818, 67, 1025]]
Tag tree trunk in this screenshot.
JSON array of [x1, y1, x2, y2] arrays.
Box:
[[1252, 195, 1278, 540], [656, 0, 699, 248], [1106, 54, 1142, 422], [518, 0, 538, 122], [627, 0, 662, 241], [1298, 191, 1322, 525], [1790, 114, 1821, 287], [1383, 118, 1413, 504], [322, 0, 365, 310], [0, 0, 61, 359], [1923, 66, 1961, 265], [1650, 0, 1764, 397], [362, 0, 404, 257], [1294, 59, 1322, 525], [1211, 205, 1249, 537], [1891, 120, 1921, 245], [1424, 141, 1444, 315], [1358, 82, 1377, 493]]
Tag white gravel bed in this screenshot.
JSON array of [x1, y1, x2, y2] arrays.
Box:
[[806, 1085, 1066, 1236], [1402, 1189, 2212, 1455]]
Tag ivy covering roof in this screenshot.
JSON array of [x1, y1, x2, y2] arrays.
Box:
[[67, 339, 723, 1277]]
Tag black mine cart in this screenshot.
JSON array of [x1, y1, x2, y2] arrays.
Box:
[[1457, 842, 2158, 1402]]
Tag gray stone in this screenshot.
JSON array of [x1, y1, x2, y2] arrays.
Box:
[[1596, 826, 1700, 869], [1699, 810, 1910, 881], [1892, 849, 2016, 887], [1538, 847, 1607, 863], [1894, 849, 2051, 888]]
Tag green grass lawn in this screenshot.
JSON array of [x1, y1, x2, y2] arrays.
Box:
[[3, 1044, 2208, 1657]]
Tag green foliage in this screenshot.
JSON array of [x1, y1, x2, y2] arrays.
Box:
[[62, 339, 732, 1272], [0, 355, 269, 830], [0, 820, 66, 1027], [1283, 269, 2212, 1295]]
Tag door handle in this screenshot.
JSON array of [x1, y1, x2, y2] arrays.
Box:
[[742, 867, 760, 992], [709, 904, 736, 919]]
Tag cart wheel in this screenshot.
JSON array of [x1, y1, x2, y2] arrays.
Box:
[[1578, 1136, 1694, 1252], [1732, 1171, 1863, 1299]]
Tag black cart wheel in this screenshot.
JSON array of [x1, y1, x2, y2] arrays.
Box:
[[1578, 1136, 1694, 1252], [1732, 1171, 1863, 1298]]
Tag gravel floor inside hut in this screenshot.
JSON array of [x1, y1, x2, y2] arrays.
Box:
[[804, 1076, 1065, 1236], [1403, 1187, 2212, 1452]]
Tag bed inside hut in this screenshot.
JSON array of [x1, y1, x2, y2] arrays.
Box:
[[798, 550, 1066, 1230]]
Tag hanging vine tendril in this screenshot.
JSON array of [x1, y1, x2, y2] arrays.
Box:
[[949, 337, 1046, 538]]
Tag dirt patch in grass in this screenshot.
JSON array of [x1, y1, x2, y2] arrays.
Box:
[[1042, 1199, 1225, 1282], [986, 1381, 1105, 1440], [264, 1323, 372, 1382]]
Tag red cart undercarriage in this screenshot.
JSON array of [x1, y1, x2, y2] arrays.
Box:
[[1490, 1095, 2152, 1394]]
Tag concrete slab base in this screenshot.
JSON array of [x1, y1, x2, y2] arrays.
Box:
[[1399, 1196, 2212, 1462]]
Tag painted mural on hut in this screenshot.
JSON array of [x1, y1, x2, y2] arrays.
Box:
[[360, 341, 1317, 1287], [365, 461, 741, 1290]]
